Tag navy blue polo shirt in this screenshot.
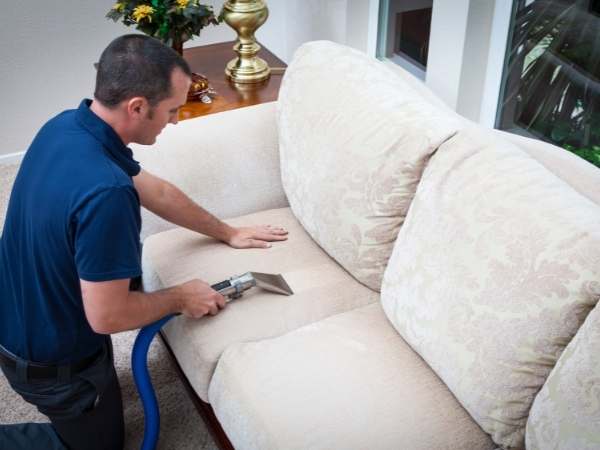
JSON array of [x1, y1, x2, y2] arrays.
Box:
[[0, 99, 142, 364]]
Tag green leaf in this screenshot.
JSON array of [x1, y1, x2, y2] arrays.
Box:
[[567, 147, 600, 168], [551, 122, 571, 142], [104, 1, 219, 44]]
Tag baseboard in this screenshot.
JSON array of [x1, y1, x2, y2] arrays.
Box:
[[0, 151, 25, 165]]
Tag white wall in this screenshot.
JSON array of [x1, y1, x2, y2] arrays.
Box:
[[255, 0, 348, 64], [0, 0, 352, 162], [425, 0, 510, 125], [456, 0, 496, 122], [479, 0, 513, 128], [0, 0, 231, 163], [0, 0, 513, 162], [0, 1, 123, 163], [346, 0, 371, 55], [426, 0, 471, 111]]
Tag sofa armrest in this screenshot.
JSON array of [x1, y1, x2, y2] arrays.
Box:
[[132, 102, 288, 240]]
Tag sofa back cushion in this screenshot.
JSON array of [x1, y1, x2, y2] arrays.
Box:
[[499, 130, 600, 207], [277, 41, 459, 291], [381, 127, 600, 449], [526, 303, 600, 450]]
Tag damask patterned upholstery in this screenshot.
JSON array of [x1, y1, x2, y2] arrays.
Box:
[[142, 207, 378, 401], [138, 40, 600, 450], [277, 40, 459, 291], [526, 303, 600, 450], [209, 303, 496, 450], [381, 127, 600, 449]]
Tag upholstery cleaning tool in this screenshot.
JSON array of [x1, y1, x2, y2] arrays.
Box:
[[132, 272, 293, 450]]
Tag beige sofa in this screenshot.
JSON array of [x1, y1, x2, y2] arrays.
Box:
[[134, 41, 600, 450]]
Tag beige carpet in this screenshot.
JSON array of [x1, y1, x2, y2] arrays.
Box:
[[0, 163, 218, 450]]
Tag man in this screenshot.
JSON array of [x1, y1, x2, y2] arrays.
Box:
[[0, 34, 287, 450]]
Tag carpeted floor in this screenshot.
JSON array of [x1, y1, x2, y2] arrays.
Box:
[[0, 163, 218, 450]]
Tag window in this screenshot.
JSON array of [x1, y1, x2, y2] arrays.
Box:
[[497, 0, 600, 168], [377, 0, 433, 79]]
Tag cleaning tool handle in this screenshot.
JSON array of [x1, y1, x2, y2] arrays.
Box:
[[211, 280, 231, 291]]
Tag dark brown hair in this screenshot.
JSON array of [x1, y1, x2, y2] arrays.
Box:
[[94, 34, 191, 108]]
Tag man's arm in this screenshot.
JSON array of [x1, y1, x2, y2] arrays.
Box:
[[80, 278, 226, 334], [133, 169, 288, 248]]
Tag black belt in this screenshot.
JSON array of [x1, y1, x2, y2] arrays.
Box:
[[0, 347, 101, 380]]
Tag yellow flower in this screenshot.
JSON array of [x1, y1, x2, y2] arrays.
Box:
[[176, 0, 189, 8], [111, 2, 125, 12], [132, 5, 155, 22]]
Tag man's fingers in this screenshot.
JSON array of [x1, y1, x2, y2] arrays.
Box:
[[270, 229, 289, 235], [252, 233, 287, 242], [216, 294, 226, 308], [229, 225, 290, 249], [253, 232, 288, 242], [246, 239, 272, 248], [208, 303, 219, 315], [261, 225, 288, 235]]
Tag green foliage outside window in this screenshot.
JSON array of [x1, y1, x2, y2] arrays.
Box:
[[499, 0, 600, 168]]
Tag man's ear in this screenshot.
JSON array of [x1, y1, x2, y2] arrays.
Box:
[[125, 97, 148, 119]]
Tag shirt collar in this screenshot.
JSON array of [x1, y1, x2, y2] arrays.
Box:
[[75, 99, 141, 177]]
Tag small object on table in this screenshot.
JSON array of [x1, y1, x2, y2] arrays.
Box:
[[178, 41, 286, 121], [187, 73, 217, 103]]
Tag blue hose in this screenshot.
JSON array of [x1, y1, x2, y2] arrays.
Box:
[[131, 314, 175, 450]]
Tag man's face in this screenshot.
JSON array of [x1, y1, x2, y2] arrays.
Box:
[[136, 68, 191, 145]]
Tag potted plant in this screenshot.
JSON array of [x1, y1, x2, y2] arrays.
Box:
[[107, 0, 220, 55]]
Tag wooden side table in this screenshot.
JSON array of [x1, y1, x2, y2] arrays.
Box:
[[179, 41, 287, 121]]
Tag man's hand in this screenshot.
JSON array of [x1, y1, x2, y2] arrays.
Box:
[[226, 225, 289, 249], [134, 170, 290, 248], [177, 279, 227, 318], [80, 277, 227, 334]]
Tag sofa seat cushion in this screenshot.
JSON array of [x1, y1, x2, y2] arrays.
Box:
[[141, 207, 379, 401], [381, 127, 600, 449], [209, 303, 495, 450], [278, 41, 459, 291]]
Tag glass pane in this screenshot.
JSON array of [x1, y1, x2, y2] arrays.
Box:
[[377, 0, 433, 79], [497, 0, 600, 168]]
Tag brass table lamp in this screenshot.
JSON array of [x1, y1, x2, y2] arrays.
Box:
[[222, 0, 271, 84]]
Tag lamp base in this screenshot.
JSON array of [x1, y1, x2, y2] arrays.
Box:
[[222, 0, 271, 84], [225, 55, 271, 84]]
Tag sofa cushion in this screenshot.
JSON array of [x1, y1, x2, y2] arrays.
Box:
[[277, 40, 459, 291], [526, 303, 600, 450], [499, 130, 600, 208], [132, 102, 287, 240], [381, 128, 600, 449], [141, 207, 378, 401], [209, 303, 495, 450]]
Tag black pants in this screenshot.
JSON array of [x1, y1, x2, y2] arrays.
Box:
[[0, 338, 124, 450]]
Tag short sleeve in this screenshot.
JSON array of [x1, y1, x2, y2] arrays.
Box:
[[74, 186, 142, 282]]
